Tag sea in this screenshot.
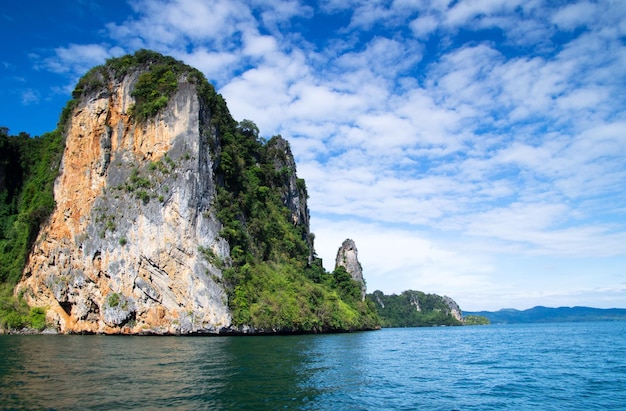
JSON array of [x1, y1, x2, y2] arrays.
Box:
[[1, 322, 625, 410]]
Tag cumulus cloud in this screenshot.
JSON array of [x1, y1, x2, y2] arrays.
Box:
[[445, 0, 525, 28], [42, 44, 123, 75], [409, 15, 439, 38], [551, 1, 597, 31], [20, 89, 40, 105]]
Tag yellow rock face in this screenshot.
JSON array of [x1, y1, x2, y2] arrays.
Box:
[[17, 73, 231, 334]]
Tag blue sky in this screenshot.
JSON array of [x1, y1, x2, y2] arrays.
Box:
[[2, 0, 625, 311]]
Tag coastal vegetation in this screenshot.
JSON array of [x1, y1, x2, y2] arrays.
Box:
[[0, 126, 64, 330], [463, 315, 490, 325], [367, 290, 463, 327]]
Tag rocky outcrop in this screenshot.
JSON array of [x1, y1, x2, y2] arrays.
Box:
[[16, 57, 232, 334], [443, 295, 462, 322], [410, 293, 421, 312], [335, 239, 366, 300], [265, 137, 313, 259], [6, 51, 387, 335]]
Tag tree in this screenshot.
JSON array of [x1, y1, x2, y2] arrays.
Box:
[[238, 119, 259, 139]]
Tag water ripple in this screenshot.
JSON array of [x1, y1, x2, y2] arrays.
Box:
[[1, 322, 626, 409]]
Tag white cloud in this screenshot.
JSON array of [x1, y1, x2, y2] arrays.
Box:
[[242, 33, 278, 57], [287, 83, 366, 122], [175, 48, 239, 84], [427, 44, 504, 112], [120, 0, 256, 47], [445, 0, 525, 28], [556, 86, 608, 112], [409, 15, 439, 38], [20, 89, 40, 105], [552, 1, 597, 31], [253, 0, 313, 31], [43, 44, 121, 75]]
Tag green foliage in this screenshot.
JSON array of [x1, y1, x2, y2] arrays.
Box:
[[72, 50, 193, 124], [463, 315, 490, 325], [116, 159, 175, 205], [129, 167, 152, 189], [58, 99, 78, 131], [206, 105, 378, 331], [72, 66, 107, 99], [136, 190, 151, 205], [215, 127, 310, 266], [367, 290, 462, 327], [331, 266, 362, 303], [304, 257, 327, 283], [0, 128, 65, 285], [129, 63, 179, 121], [225, 262, 378, 332], [0, 284, 47, 331], [107, 293, 121, 308], [0, 126, 63, 330], [198, 246, 223, 268], [28, 307, 47, 330]]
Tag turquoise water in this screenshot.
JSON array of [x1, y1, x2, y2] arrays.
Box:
[[1, 322, 625, 410]]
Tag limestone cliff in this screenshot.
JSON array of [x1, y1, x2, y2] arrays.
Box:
[[335, 239, 366, 300], [16, 53, 233, 334], [443, 295, 462, 322], [12, 51, 381, 334]]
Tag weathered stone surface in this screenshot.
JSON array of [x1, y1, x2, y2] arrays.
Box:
[[443, 295, 462, 321], [335, 239, 366, 300], [16, 69, 231, 334]]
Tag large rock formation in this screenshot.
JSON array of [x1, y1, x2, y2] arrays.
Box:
[[8, 52, 387, 334], [13, 51, 379, 335], [335, 239, 366, 300], [16, 54, 235, 334]]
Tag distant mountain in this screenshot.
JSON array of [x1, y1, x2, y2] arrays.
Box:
[[464, 306, 626, 324]]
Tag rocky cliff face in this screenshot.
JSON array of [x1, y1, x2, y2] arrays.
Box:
[[16, 57, 234, 334], [335, 239, 366, 300], [443, 295, 462, 322], [265, 137, 313, 259]]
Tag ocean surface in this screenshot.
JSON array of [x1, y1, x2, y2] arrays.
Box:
[[1, 322, 625, 410]]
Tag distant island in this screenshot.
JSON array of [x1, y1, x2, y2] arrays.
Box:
[[464, 306, 626, 324], [367, 290, 465, 327]]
